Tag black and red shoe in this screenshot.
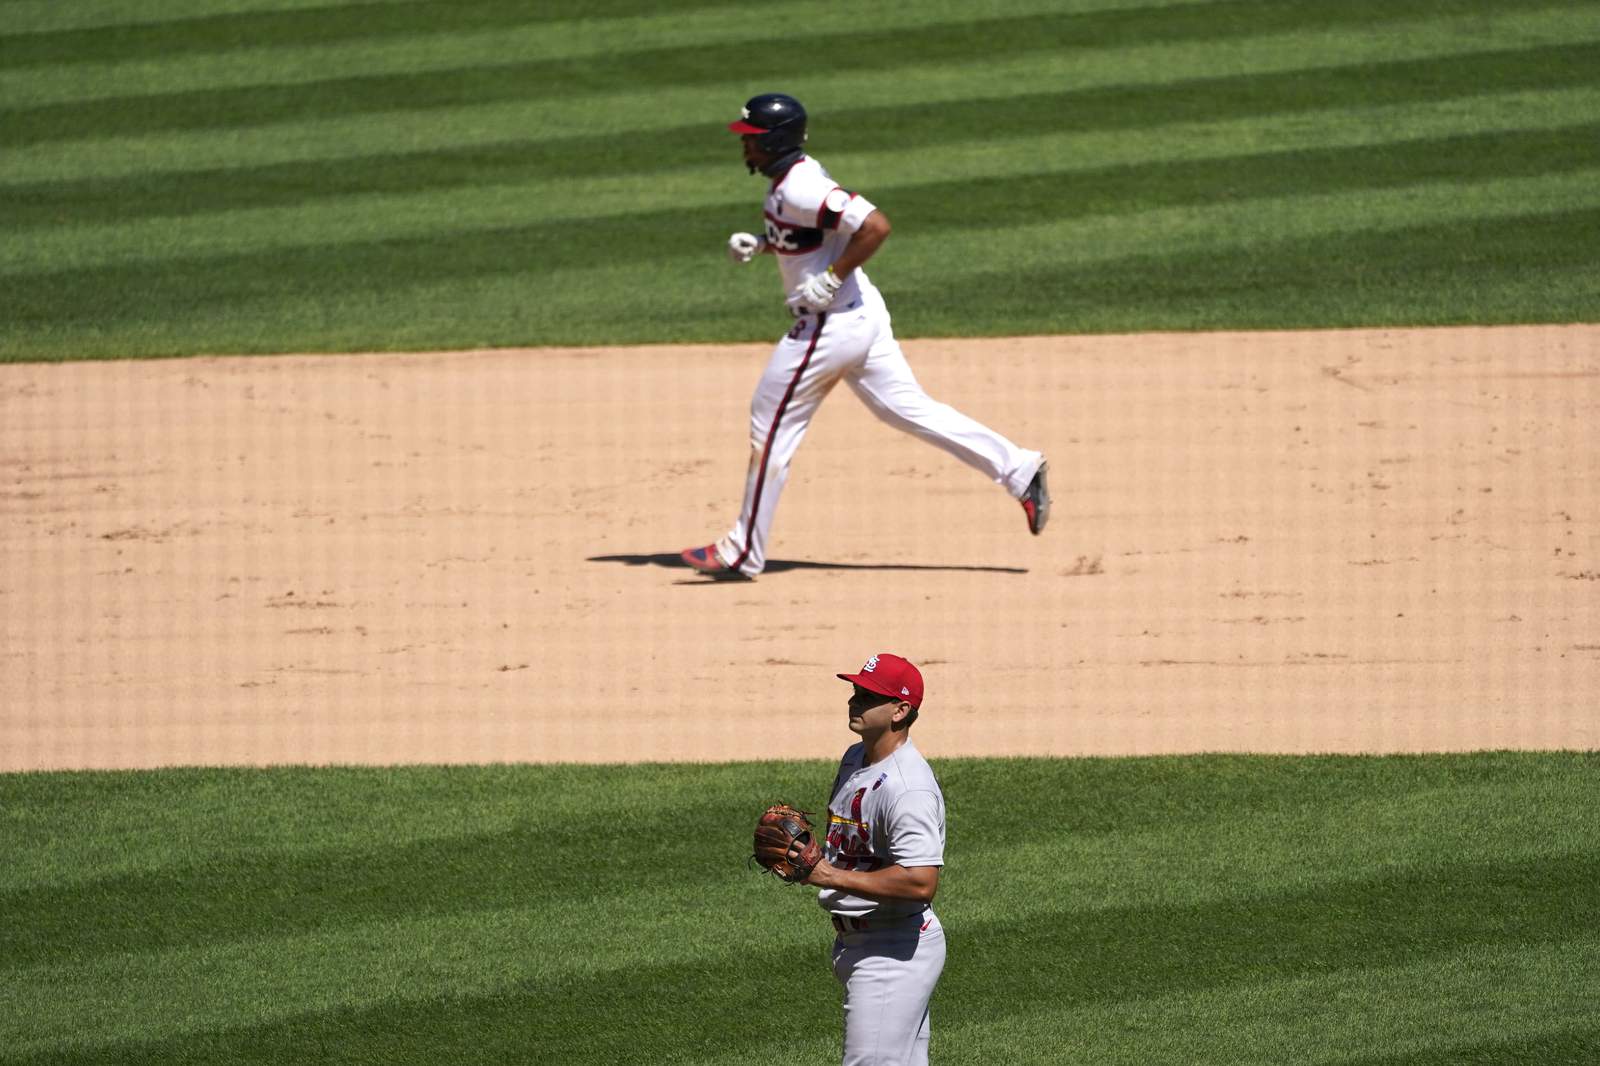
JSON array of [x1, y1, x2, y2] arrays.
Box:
[[1020, 461, 1051, 535], [680, 543, 748, 579]]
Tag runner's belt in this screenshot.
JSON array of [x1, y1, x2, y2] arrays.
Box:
[[790, 297, 861, 318]]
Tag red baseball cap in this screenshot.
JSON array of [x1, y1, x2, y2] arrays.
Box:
[[837, 653, 924, 708]]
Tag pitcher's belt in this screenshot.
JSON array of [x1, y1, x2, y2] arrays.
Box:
[[831, 909, 926, 933]]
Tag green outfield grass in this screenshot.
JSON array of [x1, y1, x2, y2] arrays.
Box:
[[3, 0, 1599, 361], [2, 753, 1596, 1064]]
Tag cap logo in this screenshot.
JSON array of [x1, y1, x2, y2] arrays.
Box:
[[741, 106, 751, 119], [862, 655, 879, 672], [901, 687, 910, 696]]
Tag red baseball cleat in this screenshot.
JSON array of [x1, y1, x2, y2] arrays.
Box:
[[680, 543, 747, 579], [1020, 461, 1051, 535]]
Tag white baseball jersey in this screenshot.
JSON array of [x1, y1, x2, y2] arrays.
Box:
[[709, 153, 1045, 577], [762, 155, 879, 312], [818, 739, 946, 921]]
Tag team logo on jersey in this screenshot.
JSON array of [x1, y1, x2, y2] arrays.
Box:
[[827, 789, 878, 870], [764, 213, 822, 254]]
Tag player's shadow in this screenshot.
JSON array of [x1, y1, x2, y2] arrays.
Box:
[[588, 553, 1027, 579]]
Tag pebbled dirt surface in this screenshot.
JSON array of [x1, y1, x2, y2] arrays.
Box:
[[2, 324, 1596, 771]]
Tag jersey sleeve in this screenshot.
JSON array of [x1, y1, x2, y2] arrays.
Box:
[[833, 191, 876, 234], [781, 169, 876, 234], [887, 789, 944, 868], [809, 187, 875, 233]]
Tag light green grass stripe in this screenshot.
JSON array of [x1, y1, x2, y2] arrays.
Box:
[[0, 765, 787, 891], [918, 166, 1600, 267], [674, 944, 1600, 1066], [371, 166, 1600, 317], [983, 779, 1591, 915], [835, 84, 1600, 189], [4, 6, 1594, 186], [0, 0, 1189, 108], [5, 880, 819, 1052], [60, 164, 1589, 353], [935, 940, 1599, 1066], [5, 779, 1578, 1053], [0, 790, 540, 893], [6, 86, 1595, 280], [1, 0, 409, 36]]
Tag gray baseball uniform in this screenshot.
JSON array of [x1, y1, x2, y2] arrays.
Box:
[[820, 739, 947, 1066]]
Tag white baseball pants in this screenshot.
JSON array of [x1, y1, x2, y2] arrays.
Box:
[[832, 911, 947, 1066], [713, 298, 1042, 576]]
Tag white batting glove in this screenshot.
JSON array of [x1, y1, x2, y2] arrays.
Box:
[[727, 232, 765, 263], [789, 267, 843, 312]]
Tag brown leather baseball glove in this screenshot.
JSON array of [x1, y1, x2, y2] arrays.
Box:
[[752, 803, 823, 883]]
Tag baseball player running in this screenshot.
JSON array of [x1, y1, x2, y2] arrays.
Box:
[[681, 92, 1050, 579], [806, 652, 947, 1066]]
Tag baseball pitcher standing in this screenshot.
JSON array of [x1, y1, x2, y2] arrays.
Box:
[[681, 93, 1050, 579], [810, 653, 947, 1066]]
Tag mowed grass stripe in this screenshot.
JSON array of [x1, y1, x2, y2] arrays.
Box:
[[0, 0, 1578, 147], [0, 0, 737, 69], [9, 199, 1591, 359], [8, 857, 1593, 1060], [938, 942, 1600, 1066], [10, 753, 1562, 891], [0, 761, 820, 894], [3, 755, 1574, 960], [9, 76, 1600, 277], [10, 42, 1600, 234], [6, 6, 1595, 186], [2, 756, 1593, 1063], [1, 0, 413, 37], [6, 157, 1597, 344], [4, 889, 834, 1055], [906, 204, 1600, 336], [0, 0, 1130, 109], [5, 763, 1581, 971]]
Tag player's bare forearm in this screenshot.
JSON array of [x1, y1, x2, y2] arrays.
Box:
[[830, 210, 891, 279], [806, 858, 939, 904]]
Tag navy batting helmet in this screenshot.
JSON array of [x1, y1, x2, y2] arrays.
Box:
[[728, 92, 808, 156]]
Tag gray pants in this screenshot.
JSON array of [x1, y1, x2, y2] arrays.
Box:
[[831, 911, 947, 1066]]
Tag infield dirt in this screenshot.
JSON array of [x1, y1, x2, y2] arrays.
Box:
[[3, 325, 1596, 771]]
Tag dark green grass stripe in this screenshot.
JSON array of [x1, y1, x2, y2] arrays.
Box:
[[0, 0, 746, 70], [1327, 1029, 1600, 1066], [8, 39, 1597, 231], [0, 0, 1566, 145], [9, 855, 1593, 1065], [0, 814, 699, 969], [0, 753, 1552, 969], [7, 940, 844, 1066], [897, 205, 1600, 336], [7, 201, 1589, 358], [3, 752, 1587, 966], [944, 855, 1598, 1003], [894, 121, 1600, 233], [7, 126, 1599, 337]]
